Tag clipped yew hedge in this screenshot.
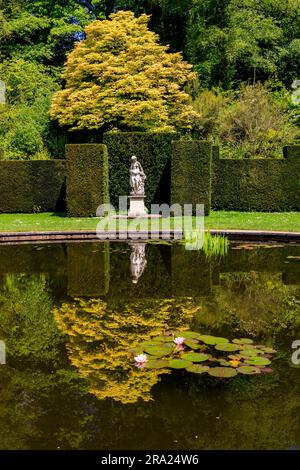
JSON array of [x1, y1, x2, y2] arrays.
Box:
[[103, 132, 178, 208], [212, 146, 300, 212], [171, 141, 212, 215], [66, 144, 109, 217], [0, 160, 66, 213]]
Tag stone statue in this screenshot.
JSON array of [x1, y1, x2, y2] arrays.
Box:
[[130, 242, 147, 284], [130, 156, 146, 196]]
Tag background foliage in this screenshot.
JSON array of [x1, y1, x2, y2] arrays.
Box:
[[0, 0, 299, 159]]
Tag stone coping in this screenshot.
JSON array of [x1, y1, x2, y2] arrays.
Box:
[[0, 229, 299, 244]]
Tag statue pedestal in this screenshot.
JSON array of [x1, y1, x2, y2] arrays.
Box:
[[128, 195, 147, 218]]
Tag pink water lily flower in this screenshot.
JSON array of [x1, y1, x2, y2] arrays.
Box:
[[134, 354, 147, 365], [174, 337, 185, 345]]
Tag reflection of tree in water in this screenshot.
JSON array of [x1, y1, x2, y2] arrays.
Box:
[[0, 274, 64, 364], [0, 274, 73, 449], [54, 297, 200, 404], [194, 272, 300, 338]]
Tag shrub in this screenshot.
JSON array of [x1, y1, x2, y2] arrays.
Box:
[[0, 59, 58, 159], [191, 88, 230, 139], [218, 83, 297, 158]]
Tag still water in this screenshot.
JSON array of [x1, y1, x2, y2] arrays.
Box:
[[0, 240, 300, 450]]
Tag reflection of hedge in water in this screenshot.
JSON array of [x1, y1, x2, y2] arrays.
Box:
[[54, 297, 200, 404], [108, 244, 172, 300], [67, 242, 110, 297]]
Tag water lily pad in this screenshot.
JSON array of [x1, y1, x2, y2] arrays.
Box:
[[218, 359, 231, 366], [144, 344, 174, 357], [239, 349, 260, 357], [237, 366, 261, 375], [129, 347, 144, 355], [145, 359, 170, 369], [199, 335, 229, 345], [208, 367, 237, 378], [168, 359, 192, 369], [185, 364, 209, 374], [140, 341, 161, 348], [184, 339, 200, 350], [232, 338, 254, 345], [260, 347, 277, 354], [181, 352, 210, 362], [176, 331, 201, 339], [215, 343, 240, 352], [259, 367, 273, 374], [153, 336, 173, 343], [245, 357, 271, 366], [236, 344, 257, 350]]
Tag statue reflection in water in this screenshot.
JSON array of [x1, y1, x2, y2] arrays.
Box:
[[129, 242, 147, 284]]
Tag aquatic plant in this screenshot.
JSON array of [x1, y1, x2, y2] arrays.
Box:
[[202, 233, 229, 258], [132, 331, 276, 378], [134, 354, 147, 366], [174, 337, 185, 345], [183, 231, 229, 257]]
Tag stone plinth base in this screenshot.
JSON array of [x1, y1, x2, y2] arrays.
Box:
[[128, 195, 147, 218]]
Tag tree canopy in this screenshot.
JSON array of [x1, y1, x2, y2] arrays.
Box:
[[0, 0, 105, 65], [50, 10, 199, 132]]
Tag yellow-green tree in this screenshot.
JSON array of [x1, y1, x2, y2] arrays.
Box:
[[50, 10, 199, 132]]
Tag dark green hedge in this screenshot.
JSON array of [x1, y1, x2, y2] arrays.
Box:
[[212, 146, 300, 211], [66, 144, 109, 217], [283, 145, 300, 159], [103, 132, 178, 208], [0, 160, 66, 213], [171, 141, 212, 215]]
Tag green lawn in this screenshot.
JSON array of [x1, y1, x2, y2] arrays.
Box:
[[0, 211, 300, 232]]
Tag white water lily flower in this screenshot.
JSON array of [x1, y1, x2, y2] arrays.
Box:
[[174, 337, 185, 345], [134, 354, 147, 365]]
